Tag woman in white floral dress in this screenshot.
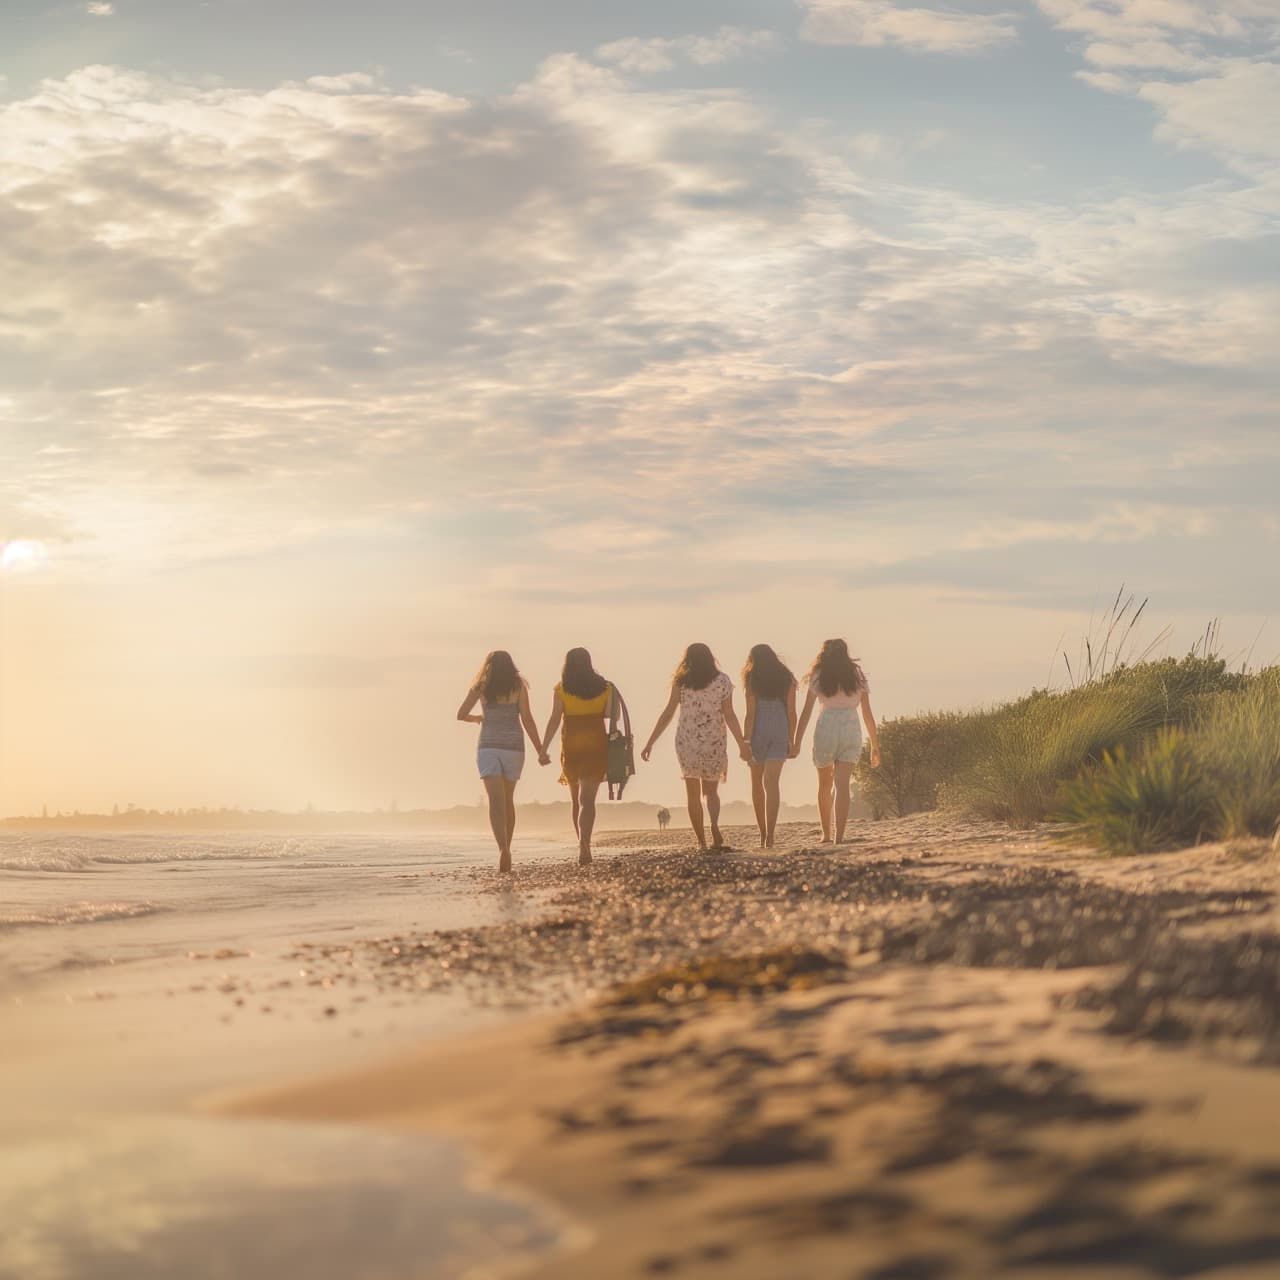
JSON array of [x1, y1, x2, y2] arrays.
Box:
[[641, 643, 749, 851]]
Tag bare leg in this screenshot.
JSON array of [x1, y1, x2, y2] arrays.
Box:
[[816, 765, 834, 842], [749, 762, 767, 846], [569, 783, 581, 838], [763, 760, 784, 848], [504, 778, 518, 854], [834, 761, 854, 841], [483, 776, 511, 870], [578, 776, 603, 864], [704, 781, 722, 847], [684, 778, 707, 850]]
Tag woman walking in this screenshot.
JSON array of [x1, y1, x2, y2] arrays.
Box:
[[792, 638, 880, 843], [640, 643, 749, 852], [456, 650, 544, 872], [742, 644, 798, 849], [539, 647, 613, 866]]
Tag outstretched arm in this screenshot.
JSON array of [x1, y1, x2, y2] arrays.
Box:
[[456, 688, 482, 725], [539, 695, 563, 765], [860, 689, 881, 768], [722, 690, 750, 762], [640, 686, 680, 762], [791, 685, 817, 757], [518, 683, 544, 756]]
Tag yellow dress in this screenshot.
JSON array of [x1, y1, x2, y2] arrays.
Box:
[[557, 683, 610, 785]]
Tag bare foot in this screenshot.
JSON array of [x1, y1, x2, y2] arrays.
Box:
[[499, 850, 512, 873], [578, 849, 592, 866]]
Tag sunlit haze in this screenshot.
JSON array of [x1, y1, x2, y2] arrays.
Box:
[[2, 0, 1277, 817]]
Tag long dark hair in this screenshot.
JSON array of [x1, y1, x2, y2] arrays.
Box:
[[672, 642, 719, 691], [806, 638, 867, 698], [742, 644, 794, 701], [471, 650, 522, 703], [561, 647, 608, 699]]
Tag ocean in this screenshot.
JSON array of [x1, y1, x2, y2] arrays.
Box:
[[0, 829, 573, 1280], [0, 829, 560, 986]]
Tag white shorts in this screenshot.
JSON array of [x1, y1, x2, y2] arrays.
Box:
[[477, 748, 524, 781], [812, 707, 862, 768]]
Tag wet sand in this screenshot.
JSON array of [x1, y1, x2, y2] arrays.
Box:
[[226, 814, 1280, 1278]]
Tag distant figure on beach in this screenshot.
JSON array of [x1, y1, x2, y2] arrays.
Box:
[[456, 650, 545, 873], [742, 644, 799, 849], [540, 647, 614, 866], [657, 807, 671, 830], [792, 638, 881, 843], [640, 643, 749, 852]]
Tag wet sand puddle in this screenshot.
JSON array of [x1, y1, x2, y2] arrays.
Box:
[[0, 1116, 560, 1280]]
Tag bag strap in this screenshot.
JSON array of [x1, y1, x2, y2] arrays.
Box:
[[609, 684, 632, 740], [607, 684, 633, 801]]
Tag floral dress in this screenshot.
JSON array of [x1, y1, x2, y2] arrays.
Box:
[[675, 671, 732, 781]]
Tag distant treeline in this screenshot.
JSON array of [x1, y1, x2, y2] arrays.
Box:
[[1, 799, 832, 832]]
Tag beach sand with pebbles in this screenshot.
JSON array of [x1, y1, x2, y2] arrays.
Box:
[[225, 814, 1280, 1279]]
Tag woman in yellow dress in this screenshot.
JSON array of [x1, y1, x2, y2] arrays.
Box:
[[540, 647, 613, 865]]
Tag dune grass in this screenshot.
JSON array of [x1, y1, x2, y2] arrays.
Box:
[[855, 652, 1277, 852]]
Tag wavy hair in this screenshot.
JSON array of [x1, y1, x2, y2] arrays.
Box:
[[561, 647, 608, 700], [741, 644, 794, 701], [471, 650, 522, 703], [672, 642, 719, 692], [806, 638, 867, 699]]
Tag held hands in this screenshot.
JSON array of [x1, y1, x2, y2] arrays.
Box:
[[738, 742, 751, 763], [538, 752, 551, 766], [788, 744, 800, 759], [870, 744, 881, 768]]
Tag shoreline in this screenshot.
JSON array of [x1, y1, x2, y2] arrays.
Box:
[[219, 816, 1280, 1278]]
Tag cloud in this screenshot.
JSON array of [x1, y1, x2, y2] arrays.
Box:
[[798, 0, 1019, 55], [86, 2, 114, 14], [1036, 0, 1279, 72], [595, 27, 779, 74], [1037, 1, 1280, 175], [0, 56, 1276, 618]]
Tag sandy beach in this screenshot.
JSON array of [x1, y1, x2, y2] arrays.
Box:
[[210, 814, 1280, 1279]]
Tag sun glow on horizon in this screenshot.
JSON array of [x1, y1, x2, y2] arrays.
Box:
[[1, 540, 50, 573]]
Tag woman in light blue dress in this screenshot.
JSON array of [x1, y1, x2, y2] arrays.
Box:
[[792, 638, 881, 843], [741, 644, 798, 849]]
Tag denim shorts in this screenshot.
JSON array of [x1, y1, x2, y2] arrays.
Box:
[[812, 707, 862, 767], [477, 748, 524, 781]]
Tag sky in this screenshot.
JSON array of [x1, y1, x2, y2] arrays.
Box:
[[1, 0, 1278, 817]]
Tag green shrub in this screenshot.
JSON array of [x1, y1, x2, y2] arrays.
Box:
[[1058, 728, 1210, 854], [855, 710, 976, 818]]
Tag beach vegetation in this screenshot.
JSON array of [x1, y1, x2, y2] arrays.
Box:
[[1059, 728, 1210, 854], [855, 634, 1275, 853]]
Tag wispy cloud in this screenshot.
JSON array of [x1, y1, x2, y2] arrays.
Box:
[[596, 27, 779, 74], [86, 2, 114, 15], [797, 0, 1020, 55]]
